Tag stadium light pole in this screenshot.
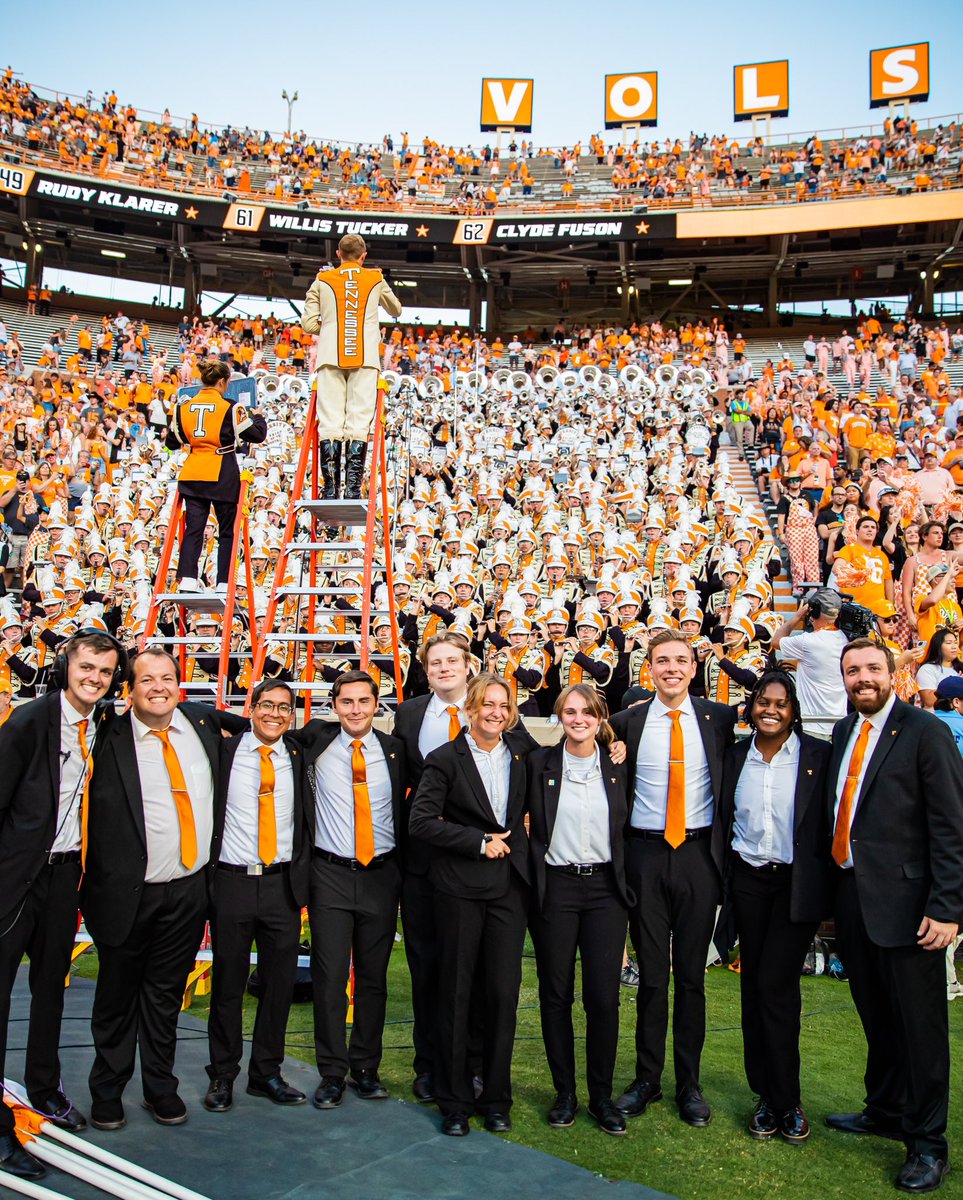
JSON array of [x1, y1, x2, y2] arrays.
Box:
[[281, 89, 299, 137]]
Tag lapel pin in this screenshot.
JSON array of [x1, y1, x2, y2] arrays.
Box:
[[703, 714, 711, 721], [390, 752, 396, 759], [611, 777, 617, 784], [549, 779, 556, 787], [807, 769, 813, 775], [891, 730, 897, 736], [514, 754, 520, 761], [200, 719, 206, 726]]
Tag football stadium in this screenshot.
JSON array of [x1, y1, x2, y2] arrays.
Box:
[[0, 5, 962, 1198]]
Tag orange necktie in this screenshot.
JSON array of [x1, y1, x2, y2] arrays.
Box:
[[447, 706, 462, 741], [151, 728, 198, 870], [665, 710, 686, 849], [257, 746, 277, 865], [351, 739, 375, 866], [78, 718, 91, 870], [832, 719, 872, 867]]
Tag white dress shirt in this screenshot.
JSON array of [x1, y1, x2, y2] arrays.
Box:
[[418, 692, 468, 760], [546, 746, 612, 866], [732, 732, 800, 867], [630, 696, 714, 831], [131, 708, 214, 883], [313, 728, 394, 858], [51, 694, 95, 854], [466, 732, 511, 826], [833, 692, 897, 869], [221, 731, 294, 866]]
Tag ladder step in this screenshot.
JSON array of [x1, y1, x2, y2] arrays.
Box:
[[286, 542, 368, 553], [146, 636, 234, 646], [296, 499, 369, 525], [280, 586, 368, 596], [155, 593, 226, 614], [265, 633, 366, 644]]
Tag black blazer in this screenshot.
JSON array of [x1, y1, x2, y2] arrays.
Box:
[[828, 700, 963, 948], [610, 694, 737, 878], [0, 691, 106, 916], [81, 703, 246, 946], [289, 719, 406, 865], [409, 727, 533, 900], [713, 732, 833, 959], [527, 742, 633, 910], [392, 697, 539, 876], [211, 732, 314, 908]]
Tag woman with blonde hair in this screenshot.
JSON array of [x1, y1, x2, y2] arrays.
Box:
[[527, 684, 632, 1136]]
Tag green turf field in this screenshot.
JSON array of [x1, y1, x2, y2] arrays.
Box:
[[140, 936, 962, 1200]]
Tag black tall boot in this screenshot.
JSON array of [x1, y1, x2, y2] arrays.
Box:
[[319, 439, 340, 499], [343, 439, 367, 499]]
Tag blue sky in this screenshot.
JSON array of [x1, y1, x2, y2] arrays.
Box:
[[5, 1, 961, 147]]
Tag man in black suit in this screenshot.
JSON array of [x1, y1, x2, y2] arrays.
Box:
[[611, 629, 736, 1128], [392, 630, 471, 1102], [203, 679, 312, 1114], [826, 638, 963, 1195], [0, 631, 124, 1182], [409, 672, 538, 1137], [82, 647, 245, 1132], [300, 671, 406, 1111]]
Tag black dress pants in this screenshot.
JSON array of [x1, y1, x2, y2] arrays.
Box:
[[207, 868, 301, 1083], [178, 492, 238, 584], [400, 869, 438, 1077], [835, 869, 950, 1159], [308, 854, 401, 1078], [0, 859, 81, 1135], [529, 867, 628, 1102], [731, 857, 817, 1111], [433, 874, 529, 1117], [625, 834, 720, 1093], [89, 872, 207, 1105]]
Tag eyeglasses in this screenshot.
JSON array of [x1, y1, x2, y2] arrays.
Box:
[[255, 701, 293, 716]]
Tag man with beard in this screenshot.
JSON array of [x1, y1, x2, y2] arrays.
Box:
[[827, 639, 963, 1194]]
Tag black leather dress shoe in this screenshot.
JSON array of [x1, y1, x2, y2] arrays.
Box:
[[0, 1133, 46, 1181], [30, 1092, 87, 1132], [247, 1076, 306, 1106], [413, 1073, 435, 1103], [442, 1113, 470, 1137], [780, 1105, 811, 1143], [825, 1111, 902, 1139], [204, 1078, 234, 1112], [143, 1094, 188, 1125], [896, 1155, 950, 1193], [90, 1099, 127, 1131], [588, 1098, 627, 1136], [349, 1069, 388, 1100], [614, 1079, 663, 1118], [484, 1111, 511, 1133], [677, 1086, 712, 1127], [749, 1097, 779, 1139], [313, 1076, 345, 1109], [548, 1093, 579, 1127]]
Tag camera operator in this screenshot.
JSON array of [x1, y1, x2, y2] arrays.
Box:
[[771, 590, 848, 740]]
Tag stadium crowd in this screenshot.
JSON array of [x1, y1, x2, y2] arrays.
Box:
[[1, 67, 960, 212]]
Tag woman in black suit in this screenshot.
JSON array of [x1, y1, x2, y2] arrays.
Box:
[[528, 685, 631, 1136], [714, 669, 832, 1145], [409, 671, 537, 1138]]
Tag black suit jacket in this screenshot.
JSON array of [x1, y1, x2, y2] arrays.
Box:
[[211, 731, 314, 908], [408, 728, 532, 900], [828, 699, 963, 947], [713, 732, 833, 959], [610, 694, 737, 878], [526, 742, 633, 910], [289, 719, 406, 865], [81, 703, 246, 946], [0, 691, 107, 916]]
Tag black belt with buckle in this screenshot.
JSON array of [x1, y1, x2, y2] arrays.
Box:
[[735, 856, 792, 874], [313, 848, 396, 871], [217, 861, 289, 877], [629, 827, 712, 842], [47, 850, 81, 865], [547, 862, 612, 877]]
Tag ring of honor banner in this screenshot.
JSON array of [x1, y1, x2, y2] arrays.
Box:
[[604, 73, 658, 129], [479, 79, 534, 132], [869, 43, 930, 108], [733, 60, 790, 121]]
